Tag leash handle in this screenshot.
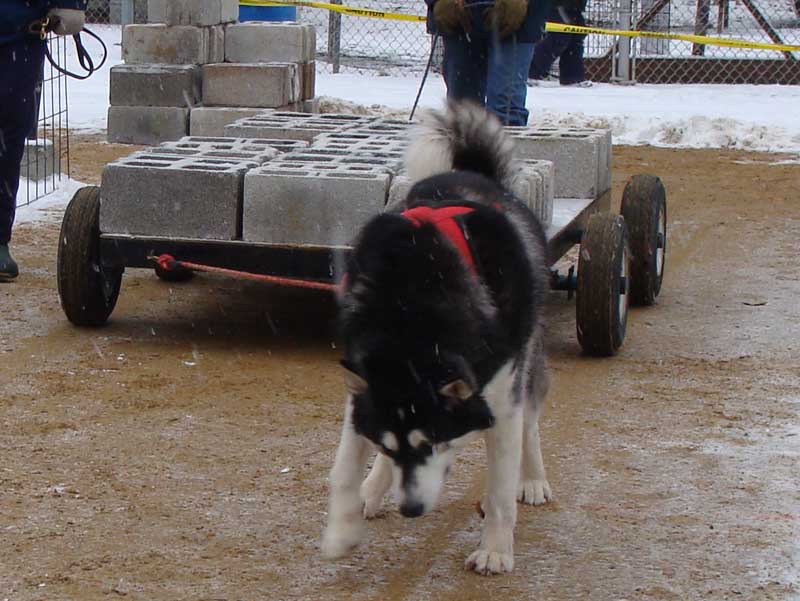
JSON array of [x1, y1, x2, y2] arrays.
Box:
[[43, 27, 108, 81]]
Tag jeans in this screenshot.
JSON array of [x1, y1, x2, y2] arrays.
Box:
[[442, 33, 535, 127], [528, 7, 586, 84], [0, 37, 45, 245]]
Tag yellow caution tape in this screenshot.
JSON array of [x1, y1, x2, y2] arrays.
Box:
[[240, 0, 426, 21], [241, 0, 800, 52], [546, 21, 800, 52]]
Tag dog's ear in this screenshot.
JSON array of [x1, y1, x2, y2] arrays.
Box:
[[341, 360, 368, 395], [439, 379, 474, 402]]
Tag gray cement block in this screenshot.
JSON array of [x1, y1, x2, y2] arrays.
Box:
[[190, 107, 266, 136], [300, 61, 315, 100], [243, 167, 390, 246], [122, 24, 212, 65], [100, 152, 258, 239], [147, 0, 238, 25], [509, 127, 602, 199], [202, 63, 300, 108], [224, 112, 370, 142], [303, 98, 320, 114], [225, 22, 314, 63], [386, 174, 413, 211], [148, 136, 280, 164], [109, 64, 201, 108], [107, 106, 189, 145], [21, 139, 58, 181], [206, 25, 226, 63], [509, 159, 554, 227]]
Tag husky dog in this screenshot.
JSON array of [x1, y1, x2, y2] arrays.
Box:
[[321, 101, 552, 575]]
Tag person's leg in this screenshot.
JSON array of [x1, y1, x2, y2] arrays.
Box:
[[528, 34, 559, 80], [0, 37, 46, 248], [558, 36, 586, 84], [442, 34, 488, 106], [486, 35, 535, 126], [558, 9, 587, 84]]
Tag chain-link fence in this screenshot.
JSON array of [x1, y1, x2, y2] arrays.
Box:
[[82, 0, 800, 82], [21, 34, 70, 206]]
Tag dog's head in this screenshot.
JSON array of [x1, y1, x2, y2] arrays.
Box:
[[343, 351, 494, 517]]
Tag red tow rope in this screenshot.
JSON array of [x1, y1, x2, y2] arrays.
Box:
[[149, 254, 340, 292]]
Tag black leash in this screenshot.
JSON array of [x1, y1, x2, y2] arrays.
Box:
[[30, 17, 108, 80], [410, 34, 439, 122], [44, 28, 108, 80]]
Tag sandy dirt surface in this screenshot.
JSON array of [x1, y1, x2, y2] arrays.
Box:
[[1, 142, 798, 601]]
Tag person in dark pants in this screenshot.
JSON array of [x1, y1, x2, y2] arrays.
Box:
[[528, 0, 591, 87], [424, 0, 551, 126], [0, 0, 87, 281]]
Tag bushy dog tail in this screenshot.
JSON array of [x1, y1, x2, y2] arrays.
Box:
[[404, 100, 516, 188]]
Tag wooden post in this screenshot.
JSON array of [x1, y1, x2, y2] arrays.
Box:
[[692, 0, 710, 56]]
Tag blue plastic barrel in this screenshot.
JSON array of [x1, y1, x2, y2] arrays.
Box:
[[239, 4, 298, 21]]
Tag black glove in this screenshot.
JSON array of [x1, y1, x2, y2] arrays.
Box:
[[433, 0, 472, 35], [483, 0, 528, 38]]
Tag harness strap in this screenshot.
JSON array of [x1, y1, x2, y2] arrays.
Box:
[[401, 205, 476, 272]]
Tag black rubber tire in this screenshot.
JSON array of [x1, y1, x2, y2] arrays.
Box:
[[576, 213, 630, 357], [154, 262, 194, 283], [57, 186, 122, 326], [620, 174, 667, 306]]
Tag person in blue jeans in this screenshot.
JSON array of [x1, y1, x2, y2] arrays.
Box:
[[0, 0, 87, 281], [528, 0, 591, 86], [424, 0, 550, 126]]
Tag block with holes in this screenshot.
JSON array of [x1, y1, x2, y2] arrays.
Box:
[[100, 153, 259, 240], [508, 126, 610, 199], [242, 165, 391, 246], [224, 112, 373, 141], [148, 137, 283, 163], [509, 159, 555, 227]]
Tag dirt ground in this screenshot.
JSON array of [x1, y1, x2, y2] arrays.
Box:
[[1, 139, 798, 601]]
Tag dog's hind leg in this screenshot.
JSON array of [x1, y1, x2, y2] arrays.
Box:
[[466, 363, 522, 575], [517, 335, 553, 505], [361, 452, 394, 519], [322, 398, 371, 559]]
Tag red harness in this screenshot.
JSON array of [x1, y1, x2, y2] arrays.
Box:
[[401, 206, 476, 272]]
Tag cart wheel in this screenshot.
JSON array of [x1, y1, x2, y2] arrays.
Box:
[[576, 213, 630, 357], [57, 186, 122, 326], [154, 262, 194, 283], [621, 174, 666, 306]]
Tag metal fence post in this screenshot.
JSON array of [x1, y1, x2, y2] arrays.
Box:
[[121, 0, 134, 25], [612, 0, 634, 84], [328, 0, 342, 73]]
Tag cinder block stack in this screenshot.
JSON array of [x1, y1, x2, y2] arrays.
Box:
[[108, 0, 319, 144]]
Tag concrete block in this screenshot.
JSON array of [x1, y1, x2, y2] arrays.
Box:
[[303, 97, 320, 113], [206, 25, 226, 63], [20, 139, 58, 181], [348, 118, 412, 139], [272, 149, 402, 174], [107, 106, 189, 145], [243, 167, 390, 246], [509, 159, 554, 227], [509, 127, 603, 199], [109, 64, 201, 107], [224, 112, 371, 142], [123, 24, 209, 65], [300, 61, 315, 100], [147, 0, 237, 25], [100, 153, 258, 239], [190, 107, 265, 136], [225, 22, 313, 63], [149, 136, 281, 164], [202, 63, 300, 108], [386, 174, 413, 211]]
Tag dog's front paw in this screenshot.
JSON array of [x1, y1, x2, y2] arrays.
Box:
[[517, 479, 553, 505], [321, 521, 365, 559], [360, 480, 386, 519], [465, 549, 514, 575]]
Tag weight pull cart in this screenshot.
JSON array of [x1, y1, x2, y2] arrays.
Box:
[[56, 174, 666, 356]]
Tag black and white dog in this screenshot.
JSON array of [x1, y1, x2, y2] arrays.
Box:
[[321, 101, 552, 575]]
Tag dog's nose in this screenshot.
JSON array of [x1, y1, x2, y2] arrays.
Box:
[[399, 502, 425, 518]]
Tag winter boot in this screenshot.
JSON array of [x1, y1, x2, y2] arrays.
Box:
[[0, 245, 19, 281]]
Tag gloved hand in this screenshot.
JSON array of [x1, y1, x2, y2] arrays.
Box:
[[47, 8, 86, 36], [433, 0, 472, 35], [483, 0, 528, 38]]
